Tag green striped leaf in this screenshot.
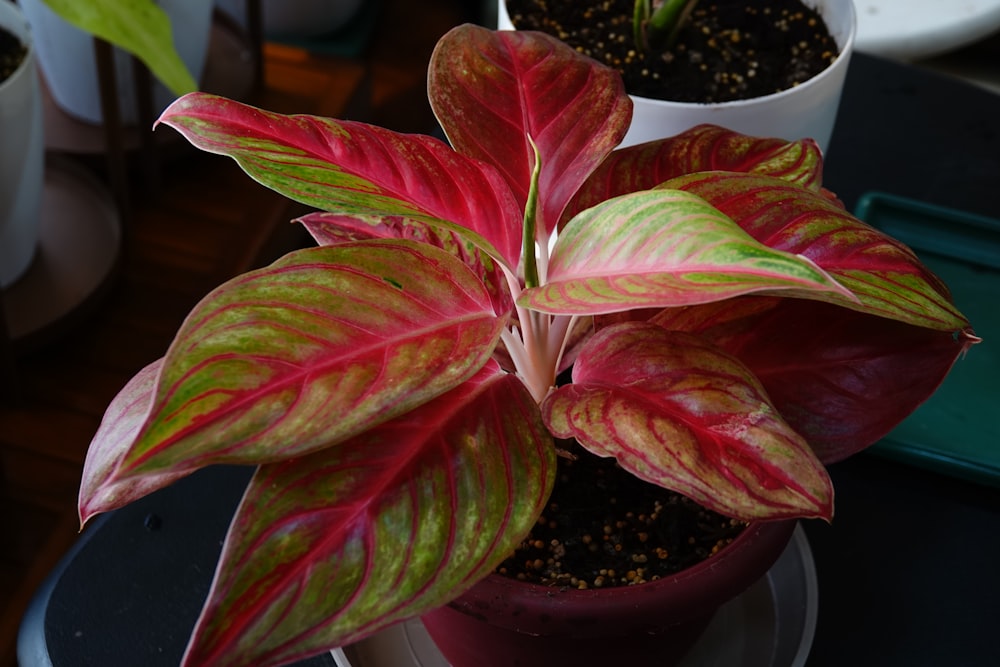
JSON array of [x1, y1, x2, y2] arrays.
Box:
[[650, 297, 977, 462], [564, 124, 825, 223], [543, 322, 833, 520], [665, 171, 969, 330], [111, 240, 504, 479], [158, 93, 523, 267], [181, 364, 555, 667], [520, 189, 852, 314], [78, 358, 186, 525]]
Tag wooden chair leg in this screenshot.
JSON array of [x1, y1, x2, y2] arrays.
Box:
[[246, 0, 265, 95], [93, 37, 131, 226]]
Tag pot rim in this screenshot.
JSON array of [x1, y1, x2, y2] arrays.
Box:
[[497, 0, 858, 107], [0, 2, 34, 96], [444, 518, 798, 632]]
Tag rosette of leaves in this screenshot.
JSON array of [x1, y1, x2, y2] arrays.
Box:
[[78, 23, 976, 667]]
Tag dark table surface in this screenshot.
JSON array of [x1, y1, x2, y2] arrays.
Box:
[[18, 52, 1000, 667], [806, 52, 1000, 667]]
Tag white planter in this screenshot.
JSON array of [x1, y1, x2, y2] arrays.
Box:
[[1, 1, 44, 288], [498, 0, 856, 151], [215, 0, 365, 38], [17, 0, 213, 125]]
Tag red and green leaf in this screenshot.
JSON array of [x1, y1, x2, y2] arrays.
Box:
[[103, 240, 504, 481], [78, 359, 186, 525], [181, 363, 556, 667], [520, 189, 853, 315], [542, 322, 833, 520], [297, 211, 514, 315], [158, 93, 523, 267], [564, 124, 827, 223], [429, 24, 632, 236], [665, 171, 969, 330], [652, 297, 977, 462]]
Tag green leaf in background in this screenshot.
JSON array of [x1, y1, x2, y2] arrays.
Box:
[[41, 0, 196, 95]]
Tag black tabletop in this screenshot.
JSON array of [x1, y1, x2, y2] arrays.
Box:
[[805, 52, 1000, 667], [18, 53, 1000, 667], [824, 53, 1000, 221]]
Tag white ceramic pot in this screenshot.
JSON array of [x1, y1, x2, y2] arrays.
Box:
[[498, 0, 856, 151], [17, 0, 213, 125], [0, 1, 44, 288], [215, 0, 365, 38]]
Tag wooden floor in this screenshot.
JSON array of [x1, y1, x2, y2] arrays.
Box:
[[0, 1, 471, 663]]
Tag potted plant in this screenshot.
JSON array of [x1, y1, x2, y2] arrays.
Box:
[[18, 0, 203, 124], [498, 0, 856, 150], [78, 23, 976, 667], [1, 0, 43, 288]]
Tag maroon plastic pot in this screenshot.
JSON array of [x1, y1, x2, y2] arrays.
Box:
[[421, 519, 796, 667]]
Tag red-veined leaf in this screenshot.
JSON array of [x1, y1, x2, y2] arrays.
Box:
[[665, 171, 969, 330], [158, 92, 523, 267], [298, 211, 513, 315], [652, 297, 978, 462], [181, 362, 555, 667], [107, 240, 505, 480], [429, 24, 632, 236], [564, 124, 827, 223], [520, 189, 853, 315], [542, 322, 833, 520], [77, 358, 187, 525]]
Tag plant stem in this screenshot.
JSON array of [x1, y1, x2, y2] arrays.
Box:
[[640, 0, 700, 52], [522, 135, 542, 289]]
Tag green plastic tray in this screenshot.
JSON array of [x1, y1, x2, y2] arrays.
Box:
[[854, 192, 999, 486]]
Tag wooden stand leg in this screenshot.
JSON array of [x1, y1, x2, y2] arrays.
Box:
[[93, 38, 130, 225]]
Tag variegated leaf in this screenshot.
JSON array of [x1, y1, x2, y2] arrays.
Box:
[[181, 363, 555, 667], [520, 189, 852, 315], [665, 171, 969, 329], [542, 322, 833, 520], [564, 124, 826, 223], [158, 93, 523, 267], [298, 211, 513, 316], [78, 358, 187, 525], [429, 23, 632, 236], [107, 240, 504, 480], [652, 297, 978, 462]]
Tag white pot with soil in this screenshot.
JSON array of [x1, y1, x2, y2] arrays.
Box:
[[498, 0, 856, 151], [17, 0, 212, 125], [0, 1, 44, 288]]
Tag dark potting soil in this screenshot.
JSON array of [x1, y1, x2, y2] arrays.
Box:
[[504, 0, 839, 103], [496, 444, 746, 589], [0, 26, 27, 85]]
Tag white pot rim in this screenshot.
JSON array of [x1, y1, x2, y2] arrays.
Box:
[[497, 0, 857, 105], [0, 2, 33, 94], [496, 0, 857, 150], [629, 0, 857, 109]]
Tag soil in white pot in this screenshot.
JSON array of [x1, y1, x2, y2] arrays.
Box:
[[504, 0, 839, 103], [0, 25, 26, 83], [496, 442, 747, 590]]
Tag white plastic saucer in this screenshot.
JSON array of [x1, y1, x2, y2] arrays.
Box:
[[852, 0, 1000, 60], [332, 524, 818, 667]]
